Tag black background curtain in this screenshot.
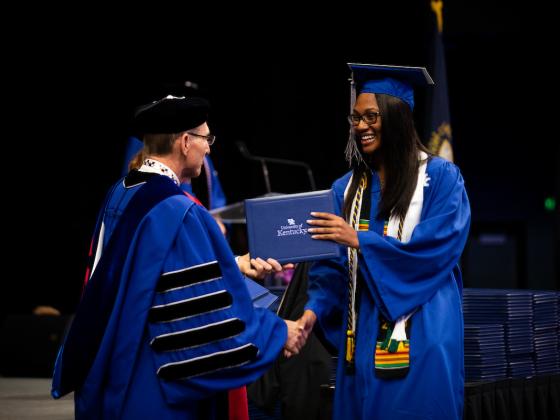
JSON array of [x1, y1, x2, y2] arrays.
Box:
[[464, 375, 560, 420]]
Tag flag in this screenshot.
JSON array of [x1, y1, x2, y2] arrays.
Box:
[[426, 0, 454, 162]]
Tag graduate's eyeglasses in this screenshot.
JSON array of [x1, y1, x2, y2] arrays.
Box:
[[187, 132, 216, 145], [348, 111, 381, 126]]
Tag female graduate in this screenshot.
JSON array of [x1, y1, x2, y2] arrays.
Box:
[[299, 64, 471, 419]]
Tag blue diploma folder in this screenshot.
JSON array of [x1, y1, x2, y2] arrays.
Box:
[[244, 189, 341, 264], [245, 278, 279, 309]]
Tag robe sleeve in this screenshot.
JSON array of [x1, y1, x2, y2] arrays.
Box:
[[358, 160, 471, 321], [305, 180, 349, 350], [146, 200, 287, 404]]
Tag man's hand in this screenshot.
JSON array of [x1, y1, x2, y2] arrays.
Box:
[[283, 320, 306, 357], [237, 253, 294, 280]]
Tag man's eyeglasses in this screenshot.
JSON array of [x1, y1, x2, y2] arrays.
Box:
[[187, 132, 216, 146], [348, 111, 381, 126]]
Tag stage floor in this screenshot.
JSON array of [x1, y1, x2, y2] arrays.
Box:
[[0, 377, 73, 419]]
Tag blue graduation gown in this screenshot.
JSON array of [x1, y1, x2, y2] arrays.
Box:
[[52, 172, 286, 419], [306, 157, 471, 419]]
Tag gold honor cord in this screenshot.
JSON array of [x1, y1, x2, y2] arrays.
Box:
[[346, 173, 367, 370], [397, 214, 404, 241], [346, 173, 405, 373]]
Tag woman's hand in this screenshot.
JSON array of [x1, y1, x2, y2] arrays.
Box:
[[307, 212, 359, 249]]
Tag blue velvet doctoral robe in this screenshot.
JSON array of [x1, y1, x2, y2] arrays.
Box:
[[306, 157, 470, 419], [52, 172, 286, 419]]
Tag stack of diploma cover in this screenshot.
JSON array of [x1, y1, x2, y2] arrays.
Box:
[[463, 289, 535, 380], [531, 291, 560, 375], [245, 189, 341, 264], [463, 324, 507, 382]]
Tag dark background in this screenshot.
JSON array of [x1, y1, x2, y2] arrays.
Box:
[[3, 1, 558, 316]]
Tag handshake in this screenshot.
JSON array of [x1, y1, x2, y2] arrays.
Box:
[[236, 256, 317, 358], [282, 310, 317, 358]]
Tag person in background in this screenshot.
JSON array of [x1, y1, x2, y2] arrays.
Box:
[[52, 95, 304, 419], [247, 261, 333, 419], [297, 64, 471, 419]]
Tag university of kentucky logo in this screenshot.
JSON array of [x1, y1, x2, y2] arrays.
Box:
[[277, 218, 308, 236]]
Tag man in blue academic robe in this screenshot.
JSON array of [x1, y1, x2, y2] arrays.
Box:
[[52, 95, 304, 419]]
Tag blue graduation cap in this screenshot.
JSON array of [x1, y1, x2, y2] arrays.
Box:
[[348, 63, 434, 110]]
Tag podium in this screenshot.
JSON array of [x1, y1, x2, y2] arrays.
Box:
[[209, 193, 283, 224]]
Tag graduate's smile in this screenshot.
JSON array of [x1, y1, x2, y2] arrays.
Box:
[[360, 133, 377, 146], [358, 130, 380, 155]]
